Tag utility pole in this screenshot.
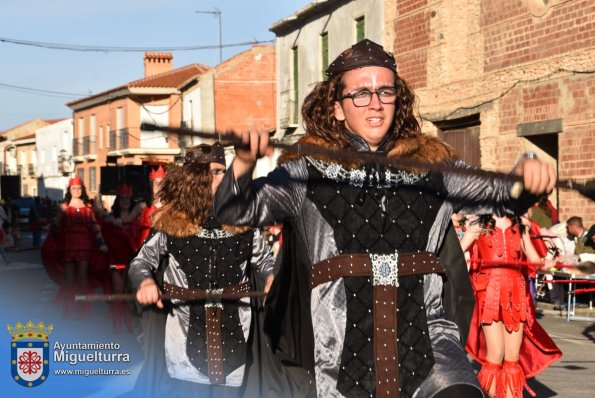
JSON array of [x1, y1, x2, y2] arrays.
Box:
[[195, 7, 222, 63]]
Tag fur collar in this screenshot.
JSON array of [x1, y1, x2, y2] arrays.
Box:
[[278, 134, 457, 169], [152, 204, 249, 238]]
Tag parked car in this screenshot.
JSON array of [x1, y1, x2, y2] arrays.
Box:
[[15, 197, 35, 226]]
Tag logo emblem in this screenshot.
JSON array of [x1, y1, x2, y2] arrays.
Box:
[[7, 321, 53, 387]]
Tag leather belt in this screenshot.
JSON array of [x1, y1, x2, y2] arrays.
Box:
[[163, 281, 251, 384], [311, 252, 444, 398]]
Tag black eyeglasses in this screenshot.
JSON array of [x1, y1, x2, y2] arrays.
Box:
[[338, 87, 397, 107]]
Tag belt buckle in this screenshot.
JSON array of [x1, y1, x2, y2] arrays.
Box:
[[370, 252, 399, 287], [205, 288, 224, 309]]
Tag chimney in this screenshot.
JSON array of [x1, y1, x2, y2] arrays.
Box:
[[144, 52, 173, 77]]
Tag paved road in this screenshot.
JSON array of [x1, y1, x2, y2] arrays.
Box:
[[0, 231, 141, 398], [527, 308, 595, 397], [1, 231, 594, 397]]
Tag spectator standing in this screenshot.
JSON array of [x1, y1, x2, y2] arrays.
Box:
[[567, 216, 595, 262]]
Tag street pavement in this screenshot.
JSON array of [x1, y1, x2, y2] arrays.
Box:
[[0, 231, 142, 397], [0, 231, 594, 397]]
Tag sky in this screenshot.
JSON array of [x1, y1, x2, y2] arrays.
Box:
[[0, 0, 310, 131]]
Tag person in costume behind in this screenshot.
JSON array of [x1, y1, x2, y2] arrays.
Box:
[[213, 39, 556, 398], [99, 183, 145, 332], [54, 176, 107, 317], [138, 165, 166, 246], [128, 142, 275, 398], [460, 214, 561, 398]]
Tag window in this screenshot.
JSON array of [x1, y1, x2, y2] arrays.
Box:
[[356, 16, 365, 42], [116, 107, 124, 131], [89, 167, 97, 192], [90, 114, 97, 153], [78, 117, 85, 137], [77, 168, 85, 183], [292, 46, 299, 124], [140, 106, 168, 148], [321, 32, 329, 80]]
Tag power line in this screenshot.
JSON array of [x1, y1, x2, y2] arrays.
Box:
[[0, 82, 87, 98], [0, 37, 273, 53]]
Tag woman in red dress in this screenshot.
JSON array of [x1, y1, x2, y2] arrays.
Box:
[[55, 176, 107, 316], [101, 183, 144, 332], [460, 213, 562, 398]]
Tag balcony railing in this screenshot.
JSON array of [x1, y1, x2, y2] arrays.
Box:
[[72, 138, 80, 156], [109, 131, 117, 150], [82, 136, 97, 155], [119, 128, 129, 149]]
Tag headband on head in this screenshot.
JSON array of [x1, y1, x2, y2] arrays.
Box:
[[117, 183, 133, 196], [69, 176, 83, 187], [326, 39, 397, 79], [149, 165, 167, 181], [184, 142, 226, 167]]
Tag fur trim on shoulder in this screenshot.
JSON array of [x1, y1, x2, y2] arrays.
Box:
[[277, 136, 344, 165], [152, 205, 199, 237], [277, 133, 457, 169], [152, 205, 250, 238], [387, 134, 457, 164]]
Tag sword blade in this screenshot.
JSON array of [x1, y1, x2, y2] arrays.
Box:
[[140, 122, 594, 200]]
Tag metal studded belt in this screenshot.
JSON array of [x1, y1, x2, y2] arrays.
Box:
[[163, 281, 251, 384], [311, 252, 444, 398]]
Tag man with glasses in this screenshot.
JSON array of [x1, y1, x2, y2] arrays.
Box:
[[213, 39, 556, 398]]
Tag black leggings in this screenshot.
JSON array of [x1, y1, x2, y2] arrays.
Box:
[[433, 384, 484, 398]]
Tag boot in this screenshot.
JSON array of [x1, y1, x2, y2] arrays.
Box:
[[500, 360, 536, 398], [477, 360, 501, 398]]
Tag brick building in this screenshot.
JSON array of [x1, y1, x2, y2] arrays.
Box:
[[270, 0, 593, 223], [66, 53, 210, 198], [183, 44, 277, 176], [384, 0, 595, 225]]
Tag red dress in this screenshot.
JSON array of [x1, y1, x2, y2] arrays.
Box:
[[466, 224, 562, 378], [137, 204, 158, 246], [59, 205, 97, 263]]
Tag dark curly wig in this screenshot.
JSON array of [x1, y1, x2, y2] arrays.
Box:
[[477, 214, 527, 235], [301, 70, 421, 150], [157, 161, 213, 225]]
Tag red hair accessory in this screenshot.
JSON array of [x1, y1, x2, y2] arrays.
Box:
[[117, 183, 133, 196], [149, 165, 167, 181], [69, 176, 83, 187]]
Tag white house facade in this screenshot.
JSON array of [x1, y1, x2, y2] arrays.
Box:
[[35, 119, 73, 201]]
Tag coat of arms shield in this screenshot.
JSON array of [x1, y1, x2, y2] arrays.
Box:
[[7, 321, 52, 387]]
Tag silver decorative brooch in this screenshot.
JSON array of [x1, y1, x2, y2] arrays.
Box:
[[205, 288, 225, 309], [370, 252, 399, 287]]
